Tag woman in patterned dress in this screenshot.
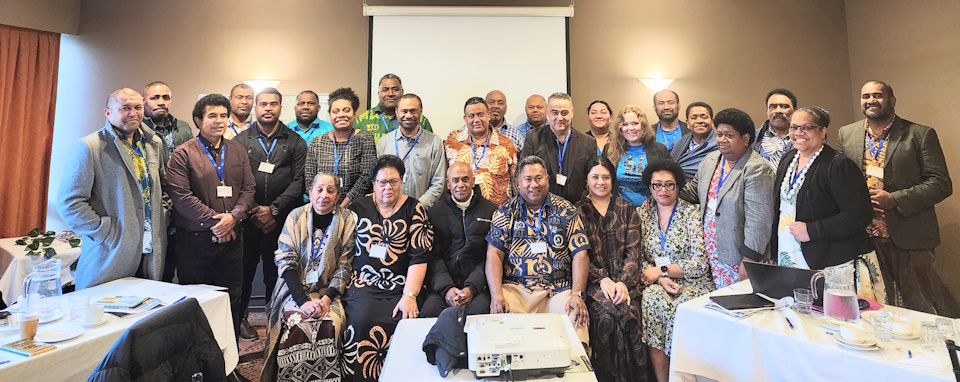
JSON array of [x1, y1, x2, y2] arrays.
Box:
[[576, 156, 652, 382], [341, 155, 434, 381], [638, 159, 714, 382], [262, 172, 356, 382]]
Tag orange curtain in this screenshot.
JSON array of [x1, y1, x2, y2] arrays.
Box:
[[0, 25, 60, 237]]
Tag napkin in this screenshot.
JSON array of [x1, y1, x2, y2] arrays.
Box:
[[897, 352, 945, 373]]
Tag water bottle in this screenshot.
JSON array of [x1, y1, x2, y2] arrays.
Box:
[[873, 311, 893, 342]]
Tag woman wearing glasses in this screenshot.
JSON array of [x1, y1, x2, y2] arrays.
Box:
[[341, 155, 434, 382], [606, 105, 671, 207], [772, 107, 873, 270], [679, 108, 776, 289], [638, 159, 713, 382]]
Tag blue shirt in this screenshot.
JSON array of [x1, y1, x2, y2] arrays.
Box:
[[618, 144, 649, 206], [287, 119, 334, 147], [655, 123, 683, 151]]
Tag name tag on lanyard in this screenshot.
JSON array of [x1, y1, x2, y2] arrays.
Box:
[[307, 270, 320, 284], [556, 174, 568, 186], [258, 161, 275, 173], [866, 165, 884, 180], [370, 243, 389, 259], [530, 241, 548, 254], [217, 185, 233, 198]]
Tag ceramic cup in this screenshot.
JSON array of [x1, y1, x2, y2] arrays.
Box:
[[81, 305, 104, 325], [840, 322, 869, 343], [890, 316, 914, 336]]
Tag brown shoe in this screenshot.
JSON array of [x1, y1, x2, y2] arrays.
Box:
[[239, 318, 258, 341]]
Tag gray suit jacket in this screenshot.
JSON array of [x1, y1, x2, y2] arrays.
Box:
[[57, 121, 168, 289], [680, 149, 776, 265], [836, 116, 952, 250]]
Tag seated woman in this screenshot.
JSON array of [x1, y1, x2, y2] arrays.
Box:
[[342, 155, 434, 382], [576, 156, 652, 382], [638, 159, 714, 382], [262, 172, 356, 382]]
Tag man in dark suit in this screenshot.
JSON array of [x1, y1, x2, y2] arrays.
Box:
[[519, 92, 598, 204], [837, 80, 952, 314]]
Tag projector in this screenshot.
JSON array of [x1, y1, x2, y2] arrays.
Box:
[[465, 313, 571, 379]]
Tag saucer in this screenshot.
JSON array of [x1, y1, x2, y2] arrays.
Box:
[[35, 323, 84, 343], [72, 315, 110, 328], [836, 334, 877, 348], [832, 335, 880, 351], [818, 317, 842, 332], [892, 331, 920, 341]]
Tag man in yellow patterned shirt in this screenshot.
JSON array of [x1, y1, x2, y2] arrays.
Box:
[[444, 97, 518, 205]]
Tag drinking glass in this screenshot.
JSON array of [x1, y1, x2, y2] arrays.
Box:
[[793, 288, 813, 314], [69, 296, 89, 320], [920, 321, 943, 351], [936, 317, 958, 342]]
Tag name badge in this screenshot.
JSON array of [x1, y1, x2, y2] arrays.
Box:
[[530, 241, 548, 254], [142, 230, 153, 254], [866, 165, 884, 180], [258, 162, 276, 174], [707, 199, 718, 212], [370, 243, 389, 259], [475, 174, 484, 184], [556, 174, 568, 186], [339, 176, 345, 188], [307, 270, 319, 284], [655, 256, 671, 267], [217, 185, 233, 198]]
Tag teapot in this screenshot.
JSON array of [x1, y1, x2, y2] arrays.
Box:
[[22, 258, 63, 321], [811, 262, 859, 322]]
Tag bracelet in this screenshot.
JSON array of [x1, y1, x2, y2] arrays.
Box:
[[402, 291, 417, 299]]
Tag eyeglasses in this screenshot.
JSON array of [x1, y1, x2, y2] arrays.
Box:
[[375, 178, 401, 188], [788, 124, 822, 132], [651, 182, 677, 191]]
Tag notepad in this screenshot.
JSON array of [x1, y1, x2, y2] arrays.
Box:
[[96, 296, 151, 309], [1, 339, 56, 357]]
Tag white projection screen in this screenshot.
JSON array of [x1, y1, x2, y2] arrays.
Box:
[[367, 6, 571, 141]]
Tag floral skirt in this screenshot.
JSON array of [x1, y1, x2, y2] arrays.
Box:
[[341, 293, 405, 382]]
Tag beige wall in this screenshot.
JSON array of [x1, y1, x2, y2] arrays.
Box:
[[846, 0, 960, 299], [0, 0, 81, 34]]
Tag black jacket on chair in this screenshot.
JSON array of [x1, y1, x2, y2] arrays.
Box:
[[426, 186, 496, 297], [88, 298, 226, 382]]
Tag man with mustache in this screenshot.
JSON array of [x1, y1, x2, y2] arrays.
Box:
[[751, 88, 797, 170], [445, 97, 519, 205], [224, 83, 254, 140], [837, 80, 953, 314], [516, 94, 549, 150], [353, 73, 434, 142], [236, 87, 308, 340], [485, 90, 524, 149], [286, 90, 334, 147], [375, 93, 446, 208], [670, 102, 719, 182], [653, 90, 689, 151], [58, 88, 167, 288]]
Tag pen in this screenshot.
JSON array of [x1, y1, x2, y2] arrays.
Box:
[[908, 350, 913, 359], [785, 317, 795, 330]]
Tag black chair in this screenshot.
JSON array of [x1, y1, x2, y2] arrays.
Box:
[[88, 298, 226, 382]]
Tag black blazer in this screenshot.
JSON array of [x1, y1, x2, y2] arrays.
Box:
[[520, 127, 598, 204], [771, 144, 873, 269]]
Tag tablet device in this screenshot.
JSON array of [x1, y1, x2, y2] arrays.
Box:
[[709, 293, 776, 311], [743, 261, 825, 306]]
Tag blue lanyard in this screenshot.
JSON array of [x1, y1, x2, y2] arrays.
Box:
[[523, 206, 545, 239], [867, 131, 889, 162], [717, 157, 734, 191], [658, 124, 679, 150], [395, 129, 421, 161], [789, 155, 814, 190], [332, 129, 354, 175], [197, 137, 225, 184], [657, 202, 678, 253], [470, 134, 489, 170], [556, 130, 571, 174], [257, 136, 276, 160], [166, 130, 175, 153], [380, 113, 399, 132], [228, 119, 239, 136], [596, 145, 602, 156]]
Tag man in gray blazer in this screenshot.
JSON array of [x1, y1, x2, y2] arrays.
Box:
[[837, 80, 952, 314], [57, 88, 167, 289]]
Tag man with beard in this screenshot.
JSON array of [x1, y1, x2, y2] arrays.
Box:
[[354, 73, 434, 142], [445, 97, 518, 205], [142, 81, 193, 165], [670, 102, 719, 182], [287, 90, 334, 147], [751, 88, 796, 170], [485, 90, 524, 149], [375, 93, 446, 208], [652, 90, 689, 151], [837, 81, 952, 314], [224, 83, 255, 140], [516, 94, 549, 149], [235, 88, 308, 340]]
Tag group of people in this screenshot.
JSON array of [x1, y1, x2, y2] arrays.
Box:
[[56, 73, 952, 381]]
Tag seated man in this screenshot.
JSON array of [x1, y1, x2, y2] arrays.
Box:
[[485, 155, 591, 344], [421, 162, 496, 317]]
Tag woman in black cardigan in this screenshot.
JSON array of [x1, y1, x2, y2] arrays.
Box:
[[772, 107, 873, 270]]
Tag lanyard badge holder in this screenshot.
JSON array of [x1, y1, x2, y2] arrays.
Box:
[[198, 137, 232, 198], [257, 136, 276, 174]]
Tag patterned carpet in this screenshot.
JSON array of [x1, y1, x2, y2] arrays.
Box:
[[237, 311, 268, 382]]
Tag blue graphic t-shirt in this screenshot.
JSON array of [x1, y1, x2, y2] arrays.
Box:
[[618, 144, 649, 206]]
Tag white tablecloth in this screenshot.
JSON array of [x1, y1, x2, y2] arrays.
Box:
[[0, 237, 82, 306], [381, 314, 597, 381], [670, 281, 957, 381], [0, 278, 238, 380]]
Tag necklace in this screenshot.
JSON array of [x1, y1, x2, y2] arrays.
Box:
[[780, 145, 824, 200]]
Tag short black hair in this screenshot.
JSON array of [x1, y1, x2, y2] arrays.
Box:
[[399, 93, 422, 109], [464, 96, 487, 113], [144, 81, 168, 92], [714, 108, 756, 145], [229, 83, 252, 97], [864, 80, 895, 98], [192, 94, 231, 129], [765, 88, 797, 108], [379, 73, 402, 87], [328, 87, 360, 113], [255, 87, 282, 104], [641, 159, 686, 191], [371, 154, 405, 180], [653, 90, 680, 104], [582, 156, 619, 198], [685, 101, 714, 119], [297, 90, 319, 100], [796, 106, 831, 129], [587, 100, 612, 115], [517, 155, 553, 184]]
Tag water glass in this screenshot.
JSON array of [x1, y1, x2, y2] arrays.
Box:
[[69, 296, 90, 320], [936, 318, 958, 342], [920, 321, 943, 351], [873, 311, 893, 342], [793, 288, 813, 314]]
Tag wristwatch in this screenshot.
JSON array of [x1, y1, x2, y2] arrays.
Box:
[[403, 291, 417, 299], [660, 265, 669, 279], [269, 205, 279, 216], [573, 290, 584, 299]]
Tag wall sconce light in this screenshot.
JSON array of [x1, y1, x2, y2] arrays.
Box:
[[243, 80, 282, 94], [638, 78, 675, 92]]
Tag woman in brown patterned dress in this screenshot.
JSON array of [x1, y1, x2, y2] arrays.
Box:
[[341, 155, 434, 381], [576, 156, 651, 382]]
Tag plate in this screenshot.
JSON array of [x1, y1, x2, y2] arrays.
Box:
[[818, 317, 842, 332], [35, 323, 84, 343], [835, 334, 878, 348], [72, 315, 111, 328], [892, 331, 920, 341], [39, 310, 64, 324], [832, 336, 880, 351]]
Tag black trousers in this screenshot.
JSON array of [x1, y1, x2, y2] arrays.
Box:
[[240, 222, 281, 316], [161, 231, 177, 282], [175, 229, 244, 340]]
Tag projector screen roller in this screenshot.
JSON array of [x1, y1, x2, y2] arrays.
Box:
[[370, 14, 569, 142]]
